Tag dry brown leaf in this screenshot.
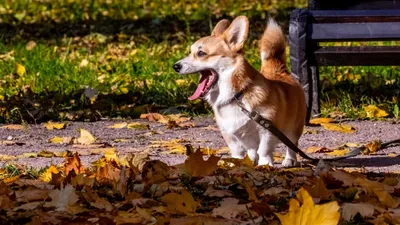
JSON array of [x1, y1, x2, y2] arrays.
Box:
[[43, 184, 79, 212], [303, 178, 334, 201], [342, 203, 375, 221], [26, 40, 37, 51], [184, 150, 220, 177], [276, 187, 340, 225], [0, 124, 24, 130], [355, 177, 399, 208], [306, 146, 332, 153], [261, 187, 290, 196], [64, 152, 82, 176], [203, 186, 233, 197], [160, 190, 199, 215], [363, 140, 382, 154], [321, 123, 356, 133], [211, 198, 255, 219], [15, 188, 49, 202]]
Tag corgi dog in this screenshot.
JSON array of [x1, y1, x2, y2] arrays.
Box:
[[173, 16, 306, 167]]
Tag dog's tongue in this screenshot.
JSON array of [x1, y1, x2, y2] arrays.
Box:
[[188, 75, 208, 100]]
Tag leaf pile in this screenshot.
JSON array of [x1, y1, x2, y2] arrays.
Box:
[[1, 150, 400, 224]]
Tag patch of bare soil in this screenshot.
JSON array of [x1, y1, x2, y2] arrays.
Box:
[[0, 117, 399, 172]]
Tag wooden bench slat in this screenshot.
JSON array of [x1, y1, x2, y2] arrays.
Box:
[[310, 10, 400, 23], [314, 46, 400, 66], [309, 0, 400, 10], [310, 22, 400, 41]]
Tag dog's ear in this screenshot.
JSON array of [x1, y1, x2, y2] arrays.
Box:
[[223, 16, 249, 52], [211, 19, 230, 36]]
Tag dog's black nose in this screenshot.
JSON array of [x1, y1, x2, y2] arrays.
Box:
[[173, 63, 182, 72]]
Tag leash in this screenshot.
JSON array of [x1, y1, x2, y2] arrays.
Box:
[[232, 92, 400, 162]]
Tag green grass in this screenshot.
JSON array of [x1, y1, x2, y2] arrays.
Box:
[[0, 0, 399, 122]]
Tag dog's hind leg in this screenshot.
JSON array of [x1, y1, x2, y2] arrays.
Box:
[[282, 134, 300, 167]]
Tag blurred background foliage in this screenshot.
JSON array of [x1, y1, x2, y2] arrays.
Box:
[[0, 0, 398, 122]]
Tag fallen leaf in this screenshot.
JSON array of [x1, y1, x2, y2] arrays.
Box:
[[43, 184, 79, 212], [0, 124, 24, 130], [261, 187, 290, 196], [355, 177, 399, 208], [326, 148, 350, 156], [364, 105, 389, 118], [108, 122, 128, 129], [76, 129, 96, 145], [363, 140, 382, 154], [212, 198, 255, 219], [40, 165, 60, 182], [303, 178, 333, 201], [26, 40, 37, 51], [309, 118, 334, 125], [44, 121, 66, 130], [321, 123, 356, 133], [306, 146, 332, 153], [16, 63, 26, 76], [184, 150, 220, 177], [160, 190, 199, 215], [127, 122, 149, 129], [276, 188, 340, 225], [49, 136, 72, 144], [342, 203, 375, 221], [203, 186, 233, 197]]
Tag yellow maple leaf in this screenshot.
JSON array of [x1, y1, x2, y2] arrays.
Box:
[[363, 105, 389, 118], [77, 129, 96, 145], [309, 118, 334, 125], [184, 150, 220, 177], [15, 63, 26, 76], [276, 187, 340, 225], [160, 190, 199, 215], [40, 165, 60, 182], [104, 148, 120, 165], [127, 122, 149, 129], [107, 122, 128, 129], [321, 123, 356, 133], [326, 148, 350, 157], [44, 121, 66, 130]]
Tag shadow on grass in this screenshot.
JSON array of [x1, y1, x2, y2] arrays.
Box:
[[0, 8, 296, 43]]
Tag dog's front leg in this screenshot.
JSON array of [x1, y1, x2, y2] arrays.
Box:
[[221, 132, 246, 159], [257, 132, 278, 166]]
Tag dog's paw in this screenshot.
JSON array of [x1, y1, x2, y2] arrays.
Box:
[[258, 156, 274, 166], [282, 158, 299, 167]]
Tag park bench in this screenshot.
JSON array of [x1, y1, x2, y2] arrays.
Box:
[[289, 0, 400, 122]]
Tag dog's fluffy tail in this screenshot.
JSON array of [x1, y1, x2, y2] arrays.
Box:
[[259, 18, 287, 75]]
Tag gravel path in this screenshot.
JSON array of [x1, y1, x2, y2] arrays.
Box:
[[1, 117, 399, 172]]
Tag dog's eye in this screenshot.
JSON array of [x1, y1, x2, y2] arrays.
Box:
[[197, 51, 206, 57]]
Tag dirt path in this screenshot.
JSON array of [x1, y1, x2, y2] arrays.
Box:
[[1, 117, 400, 172]]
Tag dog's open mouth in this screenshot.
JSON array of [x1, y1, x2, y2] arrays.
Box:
[[188, 70, 218, 100]]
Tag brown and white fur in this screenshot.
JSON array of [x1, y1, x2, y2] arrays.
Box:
[[173, 16, 306, 167]]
